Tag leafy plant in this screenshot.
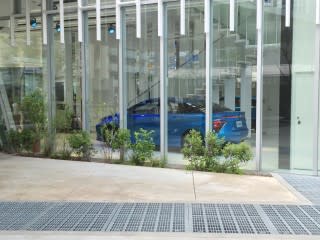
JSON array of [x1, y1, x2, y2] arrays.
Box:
[[182, 130, 253, 174], [55, 105, 73, 133], [102, 124, 131, 161], [5, 128, 35, 153], [20, 128, 35, 152], [6, 129, 22, 153], [181, 130, 205, 170], [20, 89, 47, 152], [130, 128, 155, 166], [222, 142, 253, 174], [68, 130, 95, 161]]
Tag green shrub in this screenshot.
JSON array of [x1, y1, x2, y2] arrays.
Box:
[[6, 129, 35, 153], [222, 142, 253, 174], [102, 124, 131, 161], [182, 130, 253, 174], [20, 128, 35, 152], [130, 128, 155, 166], [55, 106, 73, 133], [6, 129, 22, 153], [21, 89, 47, 143], [68, 130, 95, 161]]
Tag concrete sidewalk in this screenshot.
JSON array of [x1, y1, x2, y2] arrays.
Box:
[[0, 153, 307, 204]]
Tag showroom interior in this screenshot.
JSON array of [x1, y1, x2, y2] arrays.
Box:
[[0, 0, 319, 175]]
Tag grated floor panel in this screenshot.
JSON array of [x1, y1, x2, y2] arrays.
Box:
[[280, 174, 320, 204], [0, 202, 320, 235]]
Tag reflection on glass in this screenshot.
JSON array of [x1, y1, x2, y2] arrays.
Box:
[[262, 0, 315, 173], [0, 20, 44, 130], [95, 5, 160, 149], [211, 0, 257, 170], [88, 9, 119, 139], [53, 16, 82, 151], [166, 0, 206, 152], [125, 5, 160, 146]]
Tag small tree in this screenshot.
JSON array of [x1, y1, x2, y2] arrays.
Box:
[[181, 130, 205, 170], [130, 128, 155, 166], [102, 124, 130, 161], [21, 89, 47, 152]]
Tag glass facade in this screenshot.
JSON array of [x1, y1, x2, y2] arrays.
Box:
[[0, 0, 320, 174]]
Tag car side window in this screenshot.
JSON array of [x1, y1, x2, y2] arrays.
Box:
[[130, 101, 159, 114]]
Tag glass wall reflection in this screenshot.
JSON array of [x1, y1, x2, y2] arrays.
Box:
[[262, 0, 316, 174], [125, 5, 160, 147], [211, 0, 256, 166], [0, 19, 45, 130], [165, 0, 206, 159]]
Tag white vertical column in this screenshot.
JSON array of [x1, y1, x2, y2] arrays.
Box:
[[205, 0, 212, 134], [26, 0, 31, 45], [180, 0, 185, 35], [317, 0, 320, 25], [204, 0, 210, 33], [10, 0, 15, 46], [136, 0, 141, 38], [42, 0, 47, 45], [225, 78, 236, 110], [78, 0, 83, 42], [116, 0, 121, 40], [313, 0, 320, 175], [59, 0, 65, 44], [159, 1, 167, 161], [96, 0, 101, 41], [285, 0, 291, 27], [158, 0, 163, 37], [119, 8, 127, 129], [10, 16, 15, 46], [256, 0, 264, 173], [240, 65, 252, 138], [229, 0, 235, 31]]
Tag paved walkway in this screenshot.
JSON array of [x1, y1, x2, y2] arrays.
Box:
[[0, 153, 307, 204], [1, 153, 320, 239]]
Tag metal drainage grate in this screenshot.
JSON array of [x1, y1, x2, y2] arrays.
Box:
[[0, 202, 320, 235], [280, 174, 320, 205]]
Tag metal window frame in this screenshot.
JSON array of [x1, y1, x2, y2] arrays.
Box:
[[313, 0, 320, 175], [256, 0, 264, 173], [119, 7, 127, 130], [160, 1, 168, 161], [205, 0, 212, 135], [26, 0, 31, 45]]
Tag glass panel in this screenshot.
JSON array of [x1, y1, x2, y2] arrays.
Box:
[[53, 14, 82, 151], [262, 0, 315, 173], [211, 0, 256, 170], [165, 0, 206, 163], [124, 5, 160, 153], [88, 9, 119, 145], [0, 18, 45, 148]]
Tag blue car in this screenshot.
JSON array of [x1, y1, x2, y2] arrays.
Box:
[[96, 98, 248, 148]]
